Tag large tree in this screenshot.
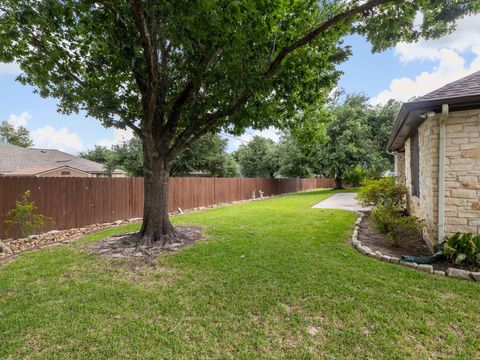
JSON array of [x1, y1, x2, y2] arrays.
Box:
[[276, 132, 322, 178], [1, 1, 477, 245], [364, 99, 401, 177], [171, 133, 239, 177], [235, 136, 279, 178], [319, 95, 369, 189], [0, 120, 33, 147]]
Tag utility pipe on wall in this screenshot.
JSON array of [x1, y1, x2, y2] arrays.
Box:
[[438, 104, 449, 243]]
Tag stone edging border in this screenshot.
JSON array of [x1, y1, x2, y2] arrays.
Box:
[[351, 213, 480, 283]]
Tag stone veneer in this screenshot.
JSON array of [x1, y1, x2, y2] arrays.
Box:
[[404, 114, 439, 247], [443, 109, 480, 237], [394, 151, 405, 182], [400, 108, 480, 245]]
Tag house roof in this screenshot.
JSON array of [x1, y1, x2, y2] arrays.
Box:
[[0, 142, 126, 175], [8, 165, 91, 176], [387, 70, 480, 152]]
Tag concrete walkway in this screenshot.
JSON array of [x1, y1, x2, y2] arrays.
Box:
[[312, 192, 371, 212]]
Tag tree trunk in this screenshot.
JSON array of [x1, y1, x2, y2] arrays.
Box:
[[334, 175, 344, 189], [138, 147, 176, 247]]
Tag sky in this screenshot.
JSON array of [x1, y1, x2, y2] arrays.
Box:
[[0, 14, 479, 154]]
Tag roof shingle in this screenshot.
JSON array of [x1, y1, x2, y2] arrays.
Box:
[[0, 142, 124, 175], [413, 70, 480, 103]]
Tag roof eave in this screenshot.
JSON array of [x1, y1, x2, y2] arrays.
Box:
[[387, 94, 480, 152]]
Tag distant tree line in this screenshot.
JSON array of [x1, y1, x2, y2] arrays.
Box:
[[0, 93, 398, 183], [80, 93, 400, 183]]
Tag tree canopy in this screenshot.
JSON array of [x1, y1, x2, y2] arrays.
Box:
[[234, 136, 278, 178], [0, 120, 33, 147], [1, 0, 477, 244], [1, 0, 476, 156], [81, 133, 239, 178]]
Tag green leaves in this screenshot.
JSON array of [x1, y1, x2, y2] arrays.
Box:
[[234, 136, 278, 178], [4, 191, 52, 239], [443, 232, 480, 267], [356, 177, 407, 208], [0, 0, 477, 167], [0, 120, 33, 148]]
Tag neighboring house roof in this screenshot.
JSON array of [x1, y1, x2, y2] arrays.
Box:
[[387, 70, 480, 152], [0, 142, 126, 175], [8, 165, 92, 177]]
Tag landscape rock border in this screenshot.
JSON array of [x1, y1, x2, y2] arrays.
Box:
[[0, 191, 291, 263], [0, 218, 143, 263], [351, 212, 480, 283]]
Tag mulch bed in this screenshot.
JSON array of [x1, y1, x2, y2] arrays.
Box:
[[87, 225, 204, 262], [357, 214, 475, 272]]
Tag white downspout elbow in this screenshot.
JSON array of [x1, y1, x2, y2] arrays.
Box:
[[438, 104, 449, 243]]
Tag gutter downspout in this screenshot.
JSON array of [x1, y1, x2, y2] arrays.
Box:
[[438, 104, 449, 243]]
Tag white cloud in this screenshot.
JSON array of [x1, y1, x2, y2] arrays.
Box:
[[395, 15, 480, 63], [95, 127, 134, 148], [372, 14, 480, 105], [31, 125, 83, 154], [6, 111, 31, 128], [0, 62, 21, 75]]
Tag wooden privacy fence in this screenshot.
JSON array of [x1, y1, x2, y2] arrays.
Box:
[[0, 176, 335, 236]]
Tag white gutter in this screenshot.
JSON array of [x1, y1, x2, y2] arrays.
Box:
[[393, 151, 398, 176], [438, 104, 449, 243]]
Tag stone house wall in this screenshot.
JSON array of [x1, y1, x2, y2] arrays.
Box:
[[401, 108, 480, 245], [394, 151, 405, 182], [404, 116, 439, 247], [443, 109, 480, 237]]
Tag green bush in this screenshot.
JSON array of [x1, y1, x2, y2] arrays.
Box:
[[443, 232, 480, 267], [371, 204, 424, 246], [356, 177, 406, 207], [344, 166, 369, 187], [4, 191, 52, 239], [358, 177, 423, 247]]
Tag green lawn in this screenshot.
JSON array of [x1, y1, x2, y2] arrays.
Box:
[[1, 189, 479, 359]]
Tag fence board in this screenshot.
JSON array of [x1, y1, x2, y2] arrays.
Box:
[[0, 176, 335, 237]]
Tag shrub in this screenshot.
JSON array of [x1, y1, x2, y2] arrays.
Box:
[[371, 204, 424, 246], [443, 232, 480, 267], [4, 191, 52, 239], [344, 166, 369, 187], [356, 177, 406, 207]]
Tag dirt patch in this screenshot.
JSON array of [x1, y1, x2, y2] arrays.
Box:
[[87, 225, 204, 261], [357, 214, 474, 272], [357, 216, 430, 258]]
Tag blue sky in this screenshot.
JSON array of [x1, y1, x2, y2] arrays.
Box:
[[1, 14, 479, 154]]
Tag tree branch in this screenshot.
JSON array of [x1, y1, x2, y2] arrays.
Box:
[[264, 0, 389, 78], [29, 35, 84, 86], [159, 48, 222, 142], [97, 0, 149, 95], [129, 0, 158, 88], [170, 0, 391, 156]]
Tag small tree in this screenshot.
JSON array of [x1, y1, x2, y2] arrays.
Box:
[[4, 191, 52, 239], [0, 120, 33, 147]]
